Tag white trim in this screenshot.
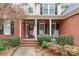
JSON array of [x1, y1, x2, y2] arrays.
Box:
[[35, 18, 37, 40], [49, 19, 52, 36], [19, 20, 21, 38], [39, 22, 45, 34]]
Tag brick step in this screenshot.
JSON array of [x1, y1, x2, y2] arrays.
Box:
[[21, 40, 37, 42], [20, 40, 38, 43], [20, 42, 38, 44], [19, 44, 37, 47], [20, 40, 38, 47]]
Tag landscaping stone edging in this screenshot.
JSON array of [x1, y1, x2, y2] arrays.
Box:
[[10, 46, 19, 56]]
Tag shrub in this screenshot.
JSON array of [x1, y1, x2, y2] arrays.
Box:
[[0, 38, 7, 44], [0, 44, 8, 51], [56, 35, 74, 46], [0, 38, 8, 51], [8, 36, 20, 47], [37, 34, 51, 44], [50, 44, 61, 55], [41, 41, 49, 49]]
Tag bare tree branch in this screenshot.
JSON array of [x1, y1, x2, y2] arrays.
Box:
[[0, 3, 26, 19]]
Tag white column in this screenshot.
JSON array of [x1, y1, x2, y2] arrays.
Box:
[[35, 18, 37, 40], [57, 3, 61, 15], [35, 3, 40, 15], [49, 19, 52, 36], [19, 19, 21, 38]]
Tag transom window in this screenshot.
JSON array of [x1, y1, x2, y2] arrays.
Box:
[[40, 4, 55, 15]]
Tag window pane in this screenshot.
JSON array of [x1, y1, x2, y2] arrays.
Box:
[[41, 4, 48, 14], [49, 4, 55, 15], [43, 9, 48, 14], [40, 4, 56, 15], [49, 9, 55, 14], [49, 4, 55, 9], [4, 20, 11, 35], [43, 4, 48, 9], [28, 7, 33, 13], [4, 27, 11, 35]]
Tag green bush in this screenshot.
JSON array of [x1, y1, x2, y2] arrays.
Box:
[[0, 38, 8, 51], [0, 38, 7, 43], [0, 44, 8, 51], [37, 34, 51, 44], [9, 36, 20, 47], [41, 41, 49, 49], [56, 35, 74, 46]]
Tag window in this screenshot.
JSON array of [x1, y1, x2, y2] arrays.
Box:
[[42, 4, 48, 14], [4, 20, 11, 35], [40, 4, 55, 15], [49, 4, 55, 15], [28, 7, 33, 13], [0, 20, 14, 35]]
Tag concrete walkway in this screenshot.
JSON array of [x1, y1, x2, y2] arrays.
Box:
[[13, 47, 36, 56]]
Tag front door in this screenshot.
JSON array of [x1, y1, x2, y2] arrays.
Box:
[[51, 23, 56, 38], [51, 22, 59, 38], [26, 20, 35, 39]]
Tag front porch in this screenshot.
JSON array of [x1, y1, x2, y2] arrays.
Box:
[[19, 19, 60, 41]]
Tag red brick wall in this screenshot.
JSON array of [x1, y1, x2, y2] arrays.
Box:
[[21, 20, 25, 39], [59, 13, 79, 47], [14, 18, 20, 36], [14, 19, 25, 39]]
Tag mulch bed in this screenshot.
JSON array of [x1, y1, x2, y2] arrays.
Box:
[[35, 41, 62, 56], [0, 47, 17, 56], [35, 46, 53, 56]]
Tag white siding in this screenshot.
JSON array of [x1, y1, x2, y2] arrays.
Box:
[[24, 3, 35, 15]]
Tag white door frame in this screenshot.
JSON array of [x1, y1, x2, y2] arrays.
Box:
[[39, 22, 45, 34]]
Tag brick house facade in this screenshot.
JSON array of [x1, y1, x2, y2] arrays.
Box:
[[0, 3, 79, 46]]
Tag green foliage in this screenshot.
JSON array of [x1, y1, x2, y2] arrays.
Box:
[[0, 44, 8, 51], [56, 35, 74, 46], [41, 41, 49, 49], [8, 36, 20, 47], [0, 38, 8, 51], [0, 38, 7, 43], [37, 34, 51, 44], [0, 36, 20, 51]]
